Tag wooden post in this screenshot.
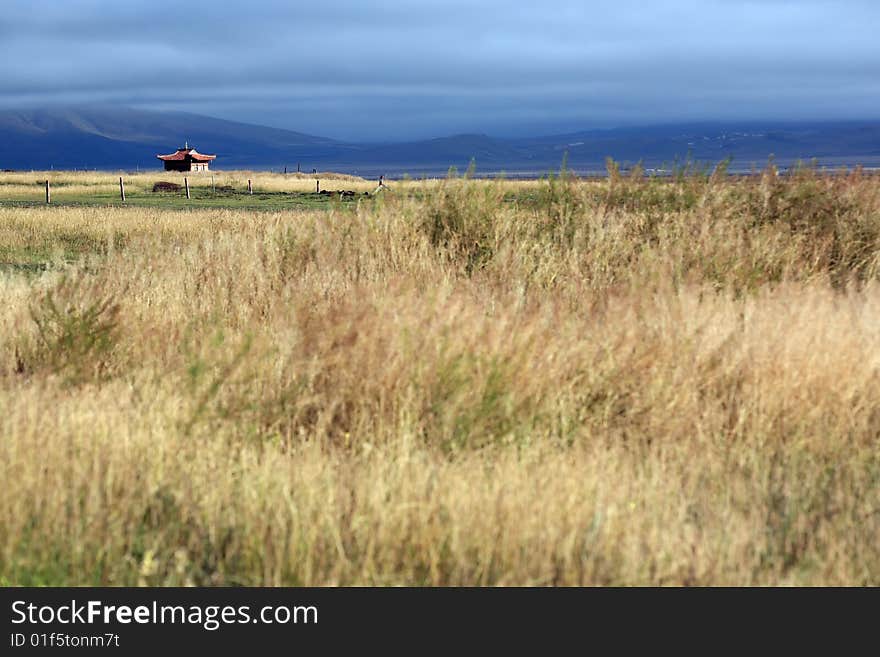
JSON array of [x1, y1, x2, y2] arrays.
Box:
[[211, 175, 215, 193], [297, 163, 301, 173], [184, 177, 190, 200], [316, 180, 320, 193], [119, 176, 126, 203], [248, 179, 253, 195], [45, 180, 51, 204]]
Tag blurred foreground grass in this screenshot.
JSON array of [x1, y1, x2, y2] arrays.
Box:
[[1, 164, 879, 585]]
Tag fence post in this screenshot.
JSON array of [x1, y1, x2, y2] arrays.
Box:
[[248, 179, 253, 195], [316, 180, 320, 193], [119, 176, 126, 203], [184, 177, 191, 200], [211, 175, 215, 193], [45, 180, 51, 204]]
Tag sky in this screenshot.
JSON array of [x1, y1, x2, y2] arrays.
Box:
[[1, 0, 878, 140]]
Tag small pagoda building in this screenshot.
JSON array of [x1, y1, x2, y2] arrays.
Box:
[[157, 143, 216, 172]]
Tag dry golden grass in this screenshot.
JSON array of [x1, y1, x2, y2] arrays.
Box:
[[1, 167, 879, 585]]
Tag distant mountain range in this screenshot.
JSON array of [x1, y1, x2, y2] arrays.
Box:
[[2, 107, 880, 176]]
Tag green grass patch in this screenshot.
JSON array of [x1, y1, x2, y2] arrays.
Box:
[[0, 189, 368, 212]]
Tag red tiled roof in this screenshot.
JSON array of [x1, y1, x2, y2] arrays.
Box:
[[157, 148, 217, 162]]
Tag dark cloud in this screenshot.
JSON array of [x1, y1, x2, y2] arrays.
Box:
[[0, 0, 877, 139]]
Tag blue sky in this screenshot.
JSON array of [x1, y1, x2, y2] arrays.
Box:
[[1, 0, 878, 139]]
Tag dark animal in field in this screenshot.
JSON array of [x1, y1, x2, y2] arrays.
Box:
[[152, 181, 182, 192], [318, 189, 359, 197]]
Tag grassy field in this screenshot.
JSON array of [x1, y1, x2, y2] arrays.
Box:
[[1, 165, 879, 585], [0, 170, 376, 212]]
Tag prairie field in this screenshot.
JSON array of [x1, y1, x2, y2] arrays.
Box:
[[0, 170, 376, 211], [1, 165, 879, 585]]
